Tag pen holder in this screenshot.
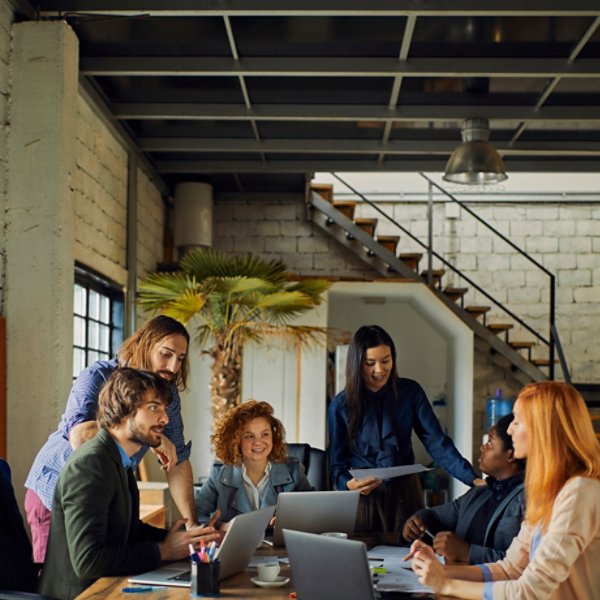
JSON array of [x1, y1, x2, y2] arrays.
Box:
[[190, 559, 220, 597]]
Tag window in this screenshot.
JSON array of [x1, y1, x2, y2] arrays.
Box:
[[73, 265, 124, 379]]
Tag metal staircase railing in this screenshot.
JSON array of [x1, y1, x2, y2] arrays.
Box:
[[326, 172, 570, 382]]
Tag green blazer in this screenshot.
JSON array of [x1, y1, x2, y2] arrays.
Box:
[[39, 429, 166, 600]]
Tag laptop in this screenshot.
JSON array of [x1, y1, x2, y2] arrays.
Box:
[[272, 490, 359, 546], [128, 505, 275, 586], [284, 529, 376, 600]]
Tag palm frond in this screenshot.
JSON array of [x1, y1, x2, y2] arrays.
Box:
[[159, 290, 207, 325], [286, 279, 332, 303], [180, 247, 289, 284], [208, 276, 278, 297], [137, 273, 200, 311]]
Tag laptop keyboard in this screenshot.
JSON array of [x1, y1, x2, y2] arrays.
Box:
[[169, 571, 191, 582]]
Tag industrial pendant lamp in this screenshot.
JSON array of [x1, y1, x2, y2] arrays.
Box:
[[443, 118, 507, 185]]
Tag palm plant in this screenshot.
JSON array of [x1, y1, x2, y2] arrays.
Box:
[[137, 248, 331, 421]]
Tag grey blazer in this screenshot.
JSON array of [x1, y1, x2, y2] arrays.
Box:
[[195, 459, 312, 523], [415, 479, 525, 564]]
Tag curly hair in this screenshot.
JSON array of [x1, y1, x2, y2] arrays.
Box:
[[211, 400, 288, 465]]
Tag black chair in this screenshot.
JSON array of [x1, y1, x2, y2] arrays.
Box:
[[287, 443, 329, 491], [0, 460, 52, 598]]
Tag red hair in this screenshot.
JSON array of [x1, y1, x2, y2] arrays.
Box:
[[518, 381, 600, 530]]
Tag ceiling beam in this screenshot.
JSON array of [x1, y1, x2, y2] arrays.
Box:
[[114, 103, 600, 122], [139, 137, 600, 156], [80, 56, 600, 78], [155, 158, 600, 174], [38, 0, 600, 17]]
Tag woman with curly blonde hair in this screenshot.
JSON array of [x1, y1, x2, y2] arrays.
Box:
[[409, 381, 600, 600], [195, 400, 311, 528]]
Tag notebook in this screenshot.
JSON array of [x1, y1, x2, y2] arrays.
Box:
[[128, 505, 275, 586], [272, 490, 359, 546], [284, 529, 376, 600]]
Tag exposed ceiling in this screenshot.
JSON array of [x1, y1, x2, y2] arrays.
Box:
[[32, 1, 600, 194]]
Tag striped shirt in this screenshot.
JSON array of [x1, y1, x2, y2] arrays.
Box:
[[25, 358, 191, 509]]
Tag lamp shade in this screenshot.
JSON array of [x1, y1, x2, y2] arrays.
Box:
[[443, 119, 507, 185]]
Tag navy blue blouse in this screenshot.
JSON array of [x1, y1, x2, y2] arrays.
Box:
[[327, 378, 478, 490]]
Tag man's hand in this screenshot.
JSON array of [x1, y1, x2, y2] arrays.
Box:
[[346, 476, 382, 495], [158, 518, 220, 561], [150, 434, 177, 472], [432, 531, 470, 563], [402, 514, 428, 543], [69, 421, 99, 450]]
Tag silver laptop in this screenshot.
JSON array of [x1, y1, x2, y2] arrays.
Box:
[[284, 529, 376, 600], [128, 505, 275, 586], [272, 490, 359, 546]]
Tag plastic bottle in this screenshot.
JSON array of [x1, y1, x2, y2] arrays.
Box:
[[486, 388, 512, 430]]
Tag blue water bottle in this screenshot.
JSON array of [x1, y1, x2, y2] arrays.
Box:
[[486, 388, 512, 430]]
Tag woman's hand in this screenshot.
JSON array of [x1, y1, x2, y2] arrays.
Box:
[[410, 540, 448, 592], [346, 476, 382, 495]]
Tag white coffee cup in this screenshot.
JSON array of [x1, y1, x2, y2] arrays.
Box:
[[257, 563, 280, 582]]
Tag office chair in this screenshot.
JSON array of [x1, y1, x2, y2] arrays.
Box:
[[287, 443, 329, 491]]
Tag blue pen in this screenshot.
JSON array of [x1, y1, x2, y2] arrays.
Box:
[[122, 586, 169, 593]]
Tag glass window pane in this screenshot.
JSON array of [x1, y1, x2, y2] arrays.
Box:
[[74, 285, 87, 316], [99, 325, 110, 352], [99, 295, 110, 324], [74, 316, 86, 346], [98, 352, 110, 362], [73, 348, 86, 378], [89, 290, 100, 321], [88, 350, 100, 366], [88, 321, 99, 350]]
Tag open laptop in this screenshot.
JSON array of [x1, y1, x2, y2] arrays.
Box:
[[128, 505, 275, 586], [272, 490, 359, 546], [284, 529, 376, 600]]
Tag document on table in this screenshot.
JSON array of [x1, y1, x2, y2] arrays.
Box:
[[368, 546, 441, 594], [349, 464, 430, 480]]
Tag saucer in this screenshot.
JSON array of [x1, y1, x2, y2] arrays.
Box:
[[250, 576, 290, 589]]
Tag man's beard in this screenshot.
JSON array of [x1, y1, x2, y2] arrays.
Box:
[[156, 369, 175, 381], [128, 420, 163, 448]]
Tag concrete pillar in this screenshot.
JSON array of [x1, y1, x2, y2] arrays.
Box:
[[5, 21, 78, 501]]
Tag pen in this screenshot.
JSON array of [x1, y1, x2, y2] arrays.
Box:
[[422, 529, 435, 540], [368, 557, 384, 561], [262, 538, 274, 547], [122, 586, 169, 593]]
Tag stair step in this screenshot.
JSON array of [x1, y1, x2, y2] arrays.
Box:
[[443, 286, 468, 302], [531, 358, 558, 367], [420, 269, 445, 284], [488, 323, 514, 333], [398, 253, 423, 271], [354, 218, 378, 237], [333, 201, 357, 220], [510, 341, 536, 350], [310, 182, 334, 203], [376, 235, 400, 253], [465, 306, 491, 318]]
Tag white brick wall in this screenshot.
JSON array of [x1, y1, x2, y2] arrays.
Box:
[[0, 0, 12, 312], [137, 167, 165, 280], [214, 192, 600, 384]]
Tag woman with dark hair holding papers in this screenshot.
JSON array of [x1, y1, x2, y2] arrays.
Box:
[[328, 325, 481, 533]]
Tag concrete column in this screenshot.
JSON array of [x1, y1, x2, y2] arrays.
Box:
[[5, 21, 78, 500]]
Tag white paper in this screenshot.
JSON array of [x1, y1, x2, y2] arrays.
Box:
[[349, 464, 430, 480], [368, 545, 445, 569]]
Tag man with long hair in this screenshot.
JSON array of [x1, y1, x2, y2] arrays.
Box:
[[25, 315, 198, 562]]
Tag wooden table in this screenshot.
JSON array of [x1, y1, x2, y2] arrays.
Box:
[[75, 564, 294, 599]]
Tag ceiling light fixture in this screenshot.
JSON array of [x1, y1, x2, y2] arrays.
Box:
[[443, 118, 507, 185]]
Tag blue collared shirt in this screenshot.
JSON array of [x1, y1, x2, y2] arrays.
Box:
[[25, 358, 191, 509], [327, 378, 478, 490]]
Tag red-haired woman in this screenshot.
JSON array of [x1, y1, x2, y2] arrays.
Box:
[[195, 400, 311, 529], [409, 381, 600, 599]]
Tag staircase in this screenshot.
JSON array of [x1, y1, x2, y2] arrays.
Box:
[[307, 179, 562, 386]]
